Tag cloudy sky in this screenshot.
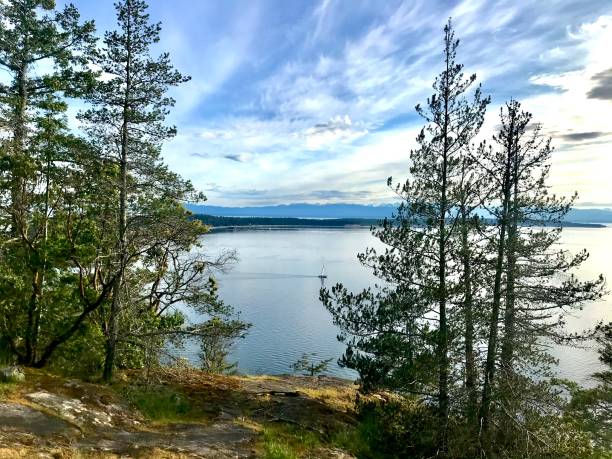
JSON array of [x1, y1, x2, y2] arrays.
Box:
[[65, 0, 612, 207]]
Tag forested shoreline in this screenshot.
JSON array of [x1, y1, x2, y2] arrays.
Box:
[[0, 1, 609, 458], [194, 214, 606, 230]]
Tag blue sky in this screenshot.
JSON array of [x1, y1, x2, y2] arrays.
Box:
[[64, 0, 612, 207]]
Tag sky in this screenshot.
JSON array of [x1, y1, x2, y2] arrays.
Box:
[[60, 0, 612, 207]]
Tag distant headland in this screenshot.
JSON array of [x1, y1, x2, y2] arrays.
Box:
[[187, 203, 610, 229]]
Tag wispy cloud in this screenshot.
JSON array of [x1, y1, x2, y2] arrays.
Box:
[[560, 131, 611, 142], [65, 0, 612, 207]]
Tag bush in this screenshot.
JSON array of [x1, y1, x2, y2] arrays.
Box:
[[352, 394, 594, 459], [291, 353, 333, 377], [356, 396, 438, 458], [47, 322, 105, 379]]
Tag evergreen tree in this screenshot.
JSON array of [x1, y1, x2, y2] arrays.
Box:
[[321, 19, 488, 450], [0, 0, 98, 366], [0, 0, 95, 227], [79, 0, 192, 381], [80, 0, 248, 382], [477, 103, 519, 430], [0, 99, 119, 367], [564, 322, 612, 451], [454, 142, 489, 426], [477, 100, 605, 451]]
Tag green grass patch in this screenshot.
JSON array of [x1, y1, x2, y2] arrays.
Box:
[[329, 426, 371, 456], [262, 423, 321, 459], [122, 384, 199, 423], [0, 381, 18, 399]]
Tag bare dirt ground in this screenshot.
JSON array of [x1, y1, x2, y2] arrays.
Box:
[[0, 369, 358, 458]]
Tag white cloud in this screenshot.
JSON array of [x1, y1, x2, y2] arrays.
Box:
[[155, 2, 612, 207], [303, 115, 368, 150], [513, 15, 612, 206]]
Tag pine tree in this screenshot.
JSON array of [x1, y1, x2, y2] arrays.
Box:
[[0, 0, 95, 228], [478, 100, 605, 445], [321, 19, 488, 450], [79, 0, 192, 381], [455, 142, 489, 426], [0, 0, 97, 366], [477, 102, 519, 430]]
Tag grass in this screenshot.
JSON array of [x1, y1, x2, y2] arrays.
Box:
[[261, 423, 322, 459], [298, 386, 356, 412], [0, 381, 19, 400], [121, 384, 200, 424]]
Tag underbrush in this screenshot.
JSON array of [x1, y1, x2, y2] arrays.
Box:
[[261, 423, 321, 459], [347, 396, 599, 459], [121, 383, 201, 424], [0, 381, 18, 399]]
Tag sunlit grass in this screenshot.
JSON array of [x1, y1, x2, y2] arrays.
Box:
[[261, 423, 321, 459], [298, 385, 356, 412], [0, 381, 19, 399], [121, 384, 202, 424]]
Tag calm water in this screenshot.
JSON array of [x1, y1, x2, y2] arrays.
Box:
[[180, 227, 611, 386]]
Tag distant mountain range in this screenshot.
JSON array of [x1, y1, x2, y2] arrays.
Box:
[[186, 203, 612, 224], [186, 203, 397, 219]]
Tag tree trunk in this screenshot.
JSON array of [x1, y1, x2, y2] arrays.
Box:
[[103, 111, 129, 382], [437, 35, 451, 449], [103, 0, 132, 382], [500, 154, 519, 372], [479, 114, 515, 432], [460, 207, 477, 423]]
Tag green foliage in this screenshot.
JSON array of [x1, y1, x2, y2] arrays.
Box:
[[563, 322, 612, 452], [321, 19, 604, 457], [262, 424, 320, 459], [0, 381, 19, 399], [0, 0, 107, 369], [123, 384, 194, 423], [352, 396, 594, 459], [291, 353, 333, 377], [355, 398, 438, 458], [198, 318, 243, 374], [47, 323, 106, 378], [0, 337, 15, 366]]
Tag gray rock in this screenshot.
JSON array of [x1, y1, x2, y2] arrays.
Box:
[[25, 391, 113, 427], [0, 402, 74, 437], [0, 366, 25, 383]]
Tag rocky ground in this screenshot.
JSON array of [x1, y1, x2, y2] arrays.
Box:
[[0, 369, 359, 458]]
